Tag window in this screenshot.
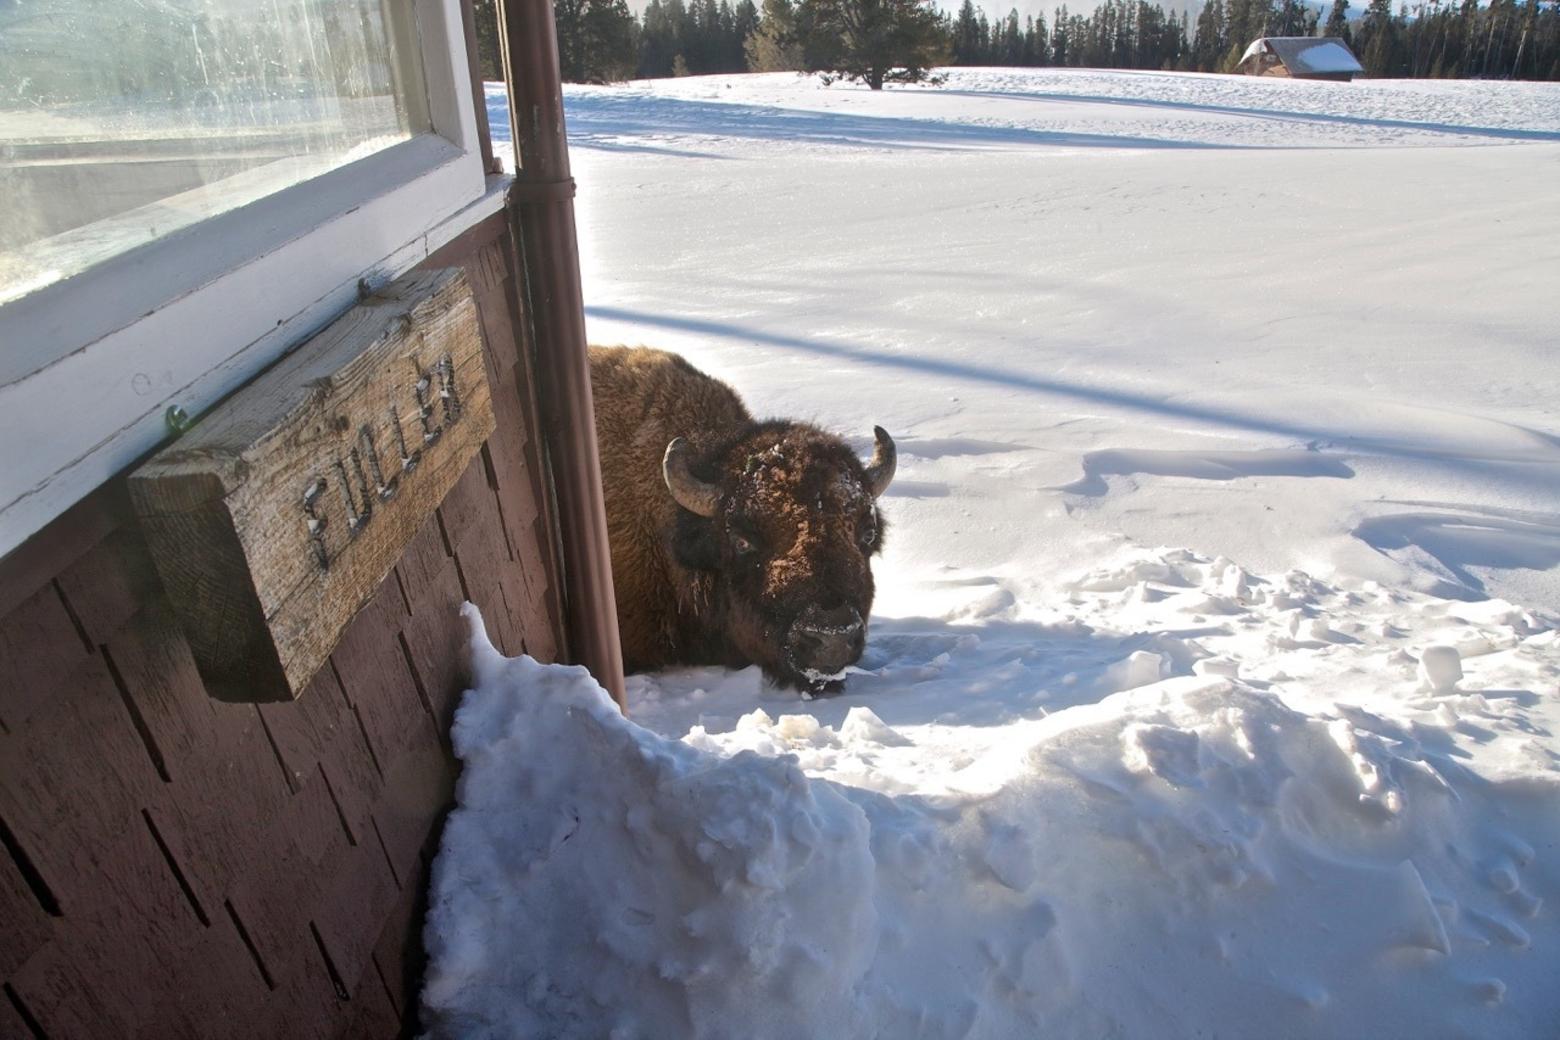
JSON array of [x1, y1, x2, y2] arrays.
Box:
[[0, 0, 500, 557], [1, 0, 431, 304]]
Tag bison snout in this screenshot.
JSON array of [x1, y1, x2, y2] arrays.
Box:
[[786, 605, 866, 677]]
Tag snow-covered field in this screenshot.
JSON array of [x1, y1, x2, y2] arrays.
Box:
[[423, 70, 1560, 1038]]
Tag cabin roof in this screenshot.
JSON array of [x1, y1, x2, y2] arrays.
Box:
[[1240, 36, 1365, 75]]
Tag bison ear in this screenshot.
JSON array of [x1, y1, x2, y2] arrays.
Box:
[[672, 511, 721, 571]]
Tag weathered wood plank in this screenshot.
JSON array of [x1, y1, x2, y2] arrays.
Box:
[[436, 457, 495, 560], [311, 838, 401, 1004], [466, 243, 519, 378], [329, 576, 440, 769], [340, 966, 403, 1040], [398, 559, 469, 735], [263, 934, 346, 1040], [394, 513, 453, 614], [486, 380, 541, 530], [371, 857, 432, 1023], [99, 604, 212, 785], [0, 656, 166, 910], [0, 986, 38, 1040], [130, 269, 496, 703], [9, 940, 132, 1039], [513, 514, 563, 662], [0, 842, 54, 978], [371, 738, 455, 890], [132, 913, 274, 1040], [102, 604, 290, 913], [257, 668, 382, 844], [462, 511, 525, 658], [0, 482, 131, 622], [54, 527, 161, 650], [145, 720, 294, 918], [0, 581, 92, 730], [10, 820, 205, 1036], [224, 764, 353, 979]]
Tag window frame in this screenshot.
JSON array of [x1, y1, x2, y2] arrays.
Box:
[[0, 0, 503, 558]]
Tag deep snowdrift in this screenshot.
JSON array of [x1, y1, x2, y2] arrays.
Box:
[[427, 70, 1560, 1037], [425, 567, 1558, 1037]]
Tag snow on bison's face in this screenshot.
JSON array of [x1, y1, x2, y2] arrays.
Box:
[[665, 422, 895, 694]]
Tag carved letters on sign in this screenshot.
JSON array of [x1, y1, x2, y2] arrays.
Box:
[[130, 269, 496, 702], [300, 350, 464, 571]]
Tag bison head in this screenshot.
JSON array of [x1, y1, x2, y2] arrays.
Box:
[[663, 422, 895, 694]]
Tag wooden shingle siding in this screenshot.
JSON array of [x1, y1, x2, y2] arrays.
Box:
[[0, 211, 564, 1038]]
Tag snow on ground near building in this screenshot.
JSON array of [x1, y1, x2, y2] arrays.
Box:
[[425, 71, 1560, 1037]]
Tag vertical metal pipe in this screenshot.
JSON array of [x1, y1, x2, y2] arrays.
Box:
[[496, 0, 627, 708]]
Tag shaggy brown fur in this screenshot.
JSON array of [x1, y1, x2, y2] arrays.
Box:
[[589, 345, 890, 692]]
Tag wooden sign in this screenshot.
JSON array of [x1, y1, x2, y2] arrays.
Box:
[[130, 269, 496, 702]]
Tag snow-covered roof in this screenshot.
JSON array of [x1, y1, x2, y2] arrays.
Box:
[[1241, 36, 1365, 75]]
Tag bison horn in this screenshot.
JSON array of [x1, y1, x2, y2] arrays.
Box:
[[865, 426, 896, 499], [663, 438, 721, 518]]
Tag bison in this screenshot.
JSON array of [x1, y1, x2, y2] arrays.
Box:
[[589, 345, 896, 694]]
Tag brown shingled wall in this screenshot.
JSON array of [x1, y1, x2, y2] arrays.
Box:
[[0, 211, 564, 1039]]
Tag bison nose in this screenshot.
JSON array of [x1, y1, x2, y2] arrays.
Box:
[[787, 605, 865, 675]]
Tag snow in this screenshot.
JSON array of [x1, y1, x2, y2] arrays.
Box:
[[1294, 40, 1367, 74], [425, 70, 1560, 1037]]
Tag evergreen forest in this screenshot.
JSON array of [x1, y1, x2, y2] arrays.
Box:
[[470, 0, 1560, 85]]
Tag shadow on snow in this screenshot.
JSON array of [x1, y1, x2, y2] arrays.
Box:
[[561, 92, 1248, 154], [933, 87, 1560, 144], [585, 304, 1560, 491]]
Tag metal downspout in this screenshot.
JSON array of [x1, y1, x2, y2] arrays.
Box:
[[496, 0, 627, 708]]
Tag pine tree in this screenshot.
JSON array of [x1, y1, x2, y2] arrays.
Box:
[[470, 0, 505, 80], [1025, 12, 1049, 64], [745, 0, 807, 68], [1356, 0, 1399, 73], [734, 0, 762, 56], [1052, 3, 1071, 64], [1000, 8, 1024, 64], [584, 0, 639, 80], [601, 0, 1559, 81], [1192, 0, 1226, 69], [1324, 0, 1352, 42], [796, 0, 950, 88], [638, 0, 684, 77], [952, 0, 983, 63], [556, 0, 636, 83]]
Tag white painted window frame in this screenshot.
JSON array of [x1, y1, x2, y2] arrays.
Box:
[[0, 0, 508, 559]]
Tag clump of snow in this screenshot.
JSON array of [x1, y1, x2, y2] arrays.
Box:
[[423, 606, 877, 1040], [1298, 40, 1367, 73], [1419, 644, 1464, 692], [425, 566, 1560, 1037]]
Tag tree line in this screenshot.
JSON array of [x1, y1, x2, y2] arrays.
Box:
[[471, 0, 1560, 86]]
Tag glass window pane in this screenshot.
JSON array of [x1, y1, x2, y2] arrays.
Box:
[[0, 0, 432, 306]]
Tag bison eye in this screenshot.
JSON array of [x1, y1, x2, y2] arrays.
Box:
[[857, 516, 877, 550], [731, 533, 757, 557]]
